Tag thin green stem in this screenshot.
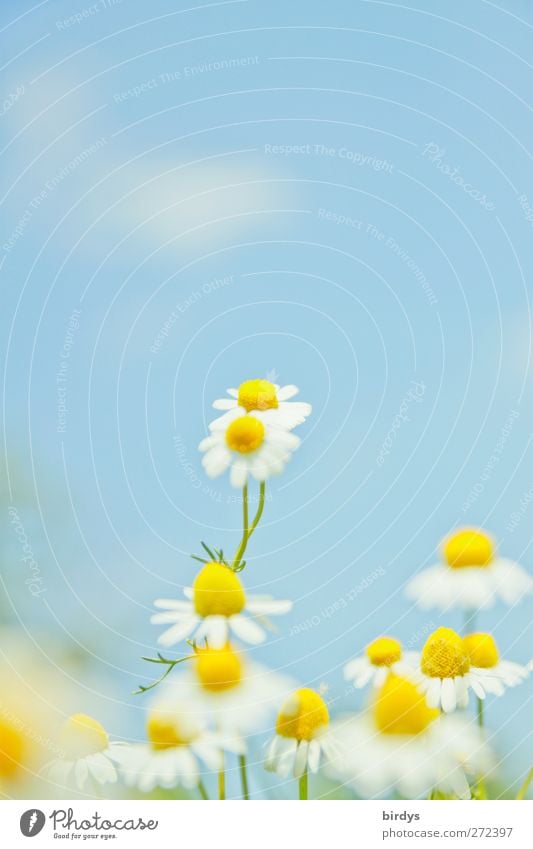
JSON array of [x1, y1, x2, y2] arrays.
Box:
[[299, 767, 308, 800], [218, 752, 226, 800], [198, 780, 209, 800], [477, 696, 484, 728], [239, 754, 250, 800], [232, 482, 266, 570], [517, 767, 533, 800]]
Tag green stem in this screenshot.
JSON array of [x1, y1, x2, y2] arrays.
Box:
[[218, 752, 226, 800], [299, 767, 308, 800], [517, 767, 533, 800], [198, 780, 209, 800], [477, 696, 484, 728], [239, 754, 250, 800], [232, 482, 266, 570]]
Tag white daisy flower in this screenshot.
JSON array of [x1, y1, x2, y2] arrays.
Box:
[[265, 688, 335, 781], [327, 675, 493, 800], [405, 528, 533, 611], [117, 703, 228, 793], [44, 714, 125, 792], [463, 633, 530, 699], [344, 636, 405, 689], [404, 627, 474, 713], [199, 408, 300, 487], [210, 378, 311, 431], [162, 643, 295, 751], [152, 561, 292, 649]]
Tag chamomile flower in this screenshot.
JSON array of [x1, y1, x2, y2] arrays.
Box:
[[45, 714, 125, 792], [152, 561, 292, 649], [200, 410, 300, 487], [118, 703, 226, 793], [463, 633, 530, 699], [265, 688, 335, 779], [211, 379, 311, 431], [328, 675, 492, 799], [344, 637, 405, 689], [405, 528, 533, 611], [404, 627, 473, 713], [163, 643, 294, 751]]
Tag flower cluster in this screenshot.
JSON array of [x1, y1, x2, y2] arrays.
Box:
[[41, 380, 533, 801]]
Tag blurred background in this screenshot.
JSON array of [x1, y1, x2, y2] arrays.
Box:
[[0, 0, 532, 799]]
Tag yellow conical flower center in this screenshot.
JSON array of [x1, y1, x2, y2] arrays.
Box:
[[443, 528, 494, 569], [238, 379, 279, 412], [366, 636, 402, 667], [147, 712, 199, 750], [193, 562, 246, 618], [463, 633, 499, 669], [276, 688, 329, 741], [421, 627, 470, 678], [374, 675, 439, 735], [226, 415, 265, 454], [59, 714, 109, 760], [195, 644, 243, 692], [0, 718, 25, 778]]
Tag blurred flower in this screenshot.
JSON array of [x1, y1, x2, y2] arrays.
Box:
[[152, 561, 292, 649], [162, 643, 294, 751], [118, 703, 225, 793], [210, 379, 311, 431], [327, 675, 492, 799], [45, 714, 125, 792], [464, 633, 530, 698], [265, 688, 334, 779], [344, 636, 408, 689], [199, 410, 300, 487], [405, 528, 533, 611], [404, 627, 473, 713]]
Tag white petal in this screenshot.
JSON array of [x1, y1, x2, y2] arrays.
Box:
[[157, 618, 197, 647], [307, 740, 321, 773], [441, 678, 457, 713], [74, 759, 89, 790], [425, 678, 442, 708], [153, 599, 194, 611], [227, 388, 238, 398], [246, 597, 293, 616], [86, 753, 117, 785], [277, 385, 299, 401], [213, 399, 237, 410], [197, 616, 228, 648], [293, 741, 309, 778], [229, 614, 266, 645], [230, 458, 249, 488]]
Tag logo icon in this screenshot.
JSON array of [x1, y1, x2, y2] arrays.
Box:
[[20, 809, 46, 837]]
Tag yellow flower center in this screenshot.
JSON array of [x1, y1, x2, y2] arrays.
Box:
[[421, 627, 470, 679], [374, 675, 439, 735], [366, 636, 402, 667], [0, 717, 25, 778], [237, 379, 279, 412], [463, 633, 500, 669], [225, 415, 265, 454], [276, 688, 329, 742], [195, 644, 243, 692], [443, 528, 494, 569], [147, 712, 199, 750], [193, 562, 246, 618], [59, 714, 109, 760]]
